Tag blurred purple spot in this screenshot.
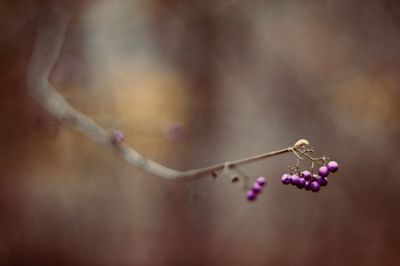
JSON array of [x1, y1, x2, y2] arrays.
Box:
[[165, 124, 184, 141], [111, 130, 125, 144], [33, 115, 59, 139]]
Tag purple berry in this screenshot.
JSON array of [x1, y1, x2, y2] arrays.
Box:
[[252, 183, 263, 194], [310, 181, 320, 192], [256, 177, 267, 186], [247, 190, 257, 201], [290, 175, 300, 186], [318, 166, 329, 178], [111, 130, 124, 144], [318, 177, 328, 187], [301, 170, 312, 181], [281, 174, 291, 185], [327, 161, 339, 173], [304, 181, 311, 191], [297, 177, 306, 189]]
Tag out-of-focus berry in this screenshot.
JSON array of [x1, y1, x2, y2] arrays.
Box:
[[252, 183, 263, 194], [256, 177, 266, 186], [247, 190, 257, 201]]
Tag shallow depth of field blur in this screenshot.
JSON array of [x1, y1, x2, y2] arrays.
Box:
[[1, 1, 400, 265]]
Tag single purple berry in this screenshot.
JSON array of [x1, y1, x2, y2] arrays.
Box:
[[247, 190, 257, 201], [318, 177, 328, 187], [256, 176, 267, 186], [301, 170, 312, 181], [318, 166, 329, 178], [297, 177, 306, 189], [304, 181, 311, 191], [111, 130, 124, 144], [290, 175, 300, 186], [252, 183, 263, 194], [327, 161, 339, 173], [310, 181, 320, 192], [281, 174, 291, 185]]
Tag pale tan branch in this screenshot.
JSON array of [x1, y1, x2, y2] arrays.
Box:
[[27, 8, 306, 181]]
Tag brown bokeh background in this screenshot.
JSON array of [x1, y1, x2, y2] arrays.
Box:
[[1, 0, 400, 265]]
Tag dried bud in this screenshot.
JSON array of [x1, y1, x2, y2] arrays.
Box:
[[293, 139, 310, 149]]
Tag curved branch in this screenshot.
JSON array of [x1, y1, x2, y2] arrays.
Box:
[[27, 8, 304, 181]]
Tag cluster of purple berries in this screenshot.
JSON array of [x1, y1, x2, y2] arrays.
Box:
[[281, 161, 339, 192], [247, 177, 267, 201]]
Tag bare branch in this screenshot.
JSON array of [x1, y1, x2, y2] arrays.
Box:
[[27, 8, 303, 181]]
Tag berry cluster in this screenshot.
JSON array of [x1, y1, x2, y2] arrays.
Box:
[[246, 177, 267, 201], [281, 161, 339, 192]]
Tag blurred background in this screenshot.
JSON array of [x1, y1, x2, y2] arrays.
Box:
[[1, 0, 400, 265]]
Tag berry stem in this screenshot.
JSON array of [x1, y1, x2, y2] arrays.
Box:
[[293, 148, 328, 164]]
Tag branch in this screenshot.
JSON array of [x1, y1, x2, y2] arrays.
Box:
[[27, 8, 307, 182]]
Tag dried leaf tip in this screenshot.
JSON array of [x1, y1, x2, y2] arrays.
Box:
[[293, 139, 310, 149]]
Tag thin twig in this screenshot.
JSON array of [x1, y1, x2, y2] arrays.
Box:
[[27, 7, 306, 182]]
